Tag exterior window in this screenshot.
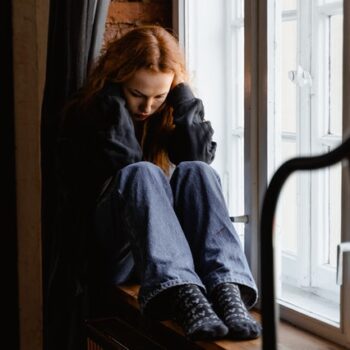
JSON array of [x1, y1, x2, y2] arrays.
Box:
[[268, 0, 343, 325]]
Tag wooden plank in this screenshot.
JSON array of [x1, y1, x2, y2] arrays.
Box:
[[87, 316, 165, 350], [114, 285, 346, 350], [115, 285, 260, 350], [12, 0, 48, 348]]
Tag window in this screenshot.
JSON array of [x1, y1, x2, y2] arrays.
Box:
[[174, 0, 246, 246], [269, 0, 344, 326], [176, 0, 350, 346]]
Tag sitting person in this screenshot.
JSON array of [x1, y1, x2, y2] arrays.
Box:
[[57, 25, 261, 342]]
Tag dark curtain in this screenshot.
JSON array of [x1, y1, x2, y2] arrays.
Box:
[[41, 1, 109, 349]]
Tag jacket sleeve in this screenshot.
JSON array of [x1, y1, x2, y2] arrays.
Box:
[[92, 85, 143, 176], [57, 82, 143, 191], [166, 83, 217, 165]]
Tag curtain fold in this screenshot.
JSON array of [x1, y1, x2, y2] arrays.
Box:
[[41, 1, 109, 349], [89, 0, 110, 69]]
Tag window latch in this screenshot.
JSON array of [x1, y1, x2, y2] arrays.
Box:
[[230, 215, 249, 224], [336, 242, 350, 285], [288, 65, 313, 87]]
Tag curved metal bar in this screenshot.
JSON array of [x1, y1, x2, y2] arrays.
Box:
[[260, 136, 350, 350]]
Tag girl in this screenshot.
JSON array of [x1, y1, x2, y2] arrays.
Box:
[[58, 25, 261, 342]]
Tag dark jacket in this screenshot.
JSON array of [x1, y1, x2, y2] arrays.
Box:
[[58, 82, 216, 198], [47, 82, 216, 349]]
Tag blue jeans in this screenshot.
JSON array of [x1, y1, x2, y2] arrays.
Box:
[[94, 161, 258, 316]]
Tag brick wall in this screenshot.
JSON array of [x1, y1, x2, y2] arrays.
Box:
[[104, 0, 172, 45]]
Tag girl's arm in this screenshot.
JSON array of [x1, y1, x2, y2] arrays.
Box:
[[166, 83, 217, 165], [92, 83, 143, 175], [57, 82, 142, 191]]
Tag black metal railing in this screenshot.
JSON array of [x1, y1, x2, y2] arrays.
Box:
[[260, 135, 350, 350]]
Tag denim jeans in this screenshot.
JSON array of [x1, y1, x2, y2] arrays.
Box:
[[94, 161, 258, 316]]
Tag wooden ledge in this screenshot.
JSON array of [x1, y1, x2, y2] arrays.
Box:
[[86, 284, 346, 350]]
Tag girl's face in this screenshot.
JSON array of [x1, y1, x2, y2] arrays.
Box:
[[122, 68, 174, 122]]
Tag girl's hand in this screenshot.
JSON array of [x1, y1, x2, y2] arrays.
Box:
[[172, 71, 186, 88]]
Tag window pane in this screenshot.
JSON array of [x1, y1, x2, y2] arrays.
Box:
[[282, 20, 297, 133], [329, 163, 342, 267], [282, 0, 297, 11], [280, 140, 297, 254], [330, 14, 343, 136], [320, 0, 342, 4], [229, 0, 245, 242]]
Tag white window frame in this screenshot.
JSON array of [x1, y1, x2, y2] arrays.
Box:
[[267, 0, 350, 346], [310, 0, 343, 299], [225, 0, 245, 242], [271, 0, 344, 308]]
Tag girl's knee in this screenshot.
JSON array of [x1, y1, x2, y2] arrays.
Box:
[[176, 160, 214, 175], [118, 162, 167, 187], [121, 161, 162, 176], [174, 161, 221, 183]]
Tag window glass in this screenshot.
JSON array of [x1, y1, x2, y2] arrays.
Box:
[[282, 20, 297, 133], [280, 142, 297, 254], [329, 163, 341, 267], [282, 0, 297, 11], [330, 14, 343, 136]]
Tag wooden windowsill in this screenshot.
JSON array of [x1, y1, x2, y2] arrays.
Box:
[[86, 285, 346, 350]]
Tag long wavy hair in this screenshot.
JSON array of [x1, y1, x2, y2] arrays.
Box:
[[74, 25, 188, 175]]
